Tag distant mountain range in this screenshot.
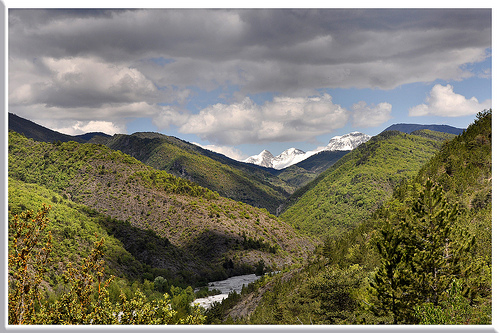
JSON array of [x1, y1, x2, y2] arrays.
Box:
[[383, 123, 465, 135], [244, 132, 372, 170], [8, 113, 111, 143]]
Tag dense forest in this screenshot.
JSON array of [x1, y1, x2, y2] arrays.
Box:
[[7, 110, 491, 325]]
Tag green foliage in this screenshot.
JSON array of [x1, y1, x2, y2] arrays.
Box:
[[308, 264, 364, 324], [8, 205, 205, 325], [9, 130, 315, 287], [8, 204, 53, 325], [106, 132, 290, 213], [280, 130, 449, 238], [370, 180, 471, 324], [219, 110, 491, 325], [154, 276, 169, 293], [414, 280, 490, 325]]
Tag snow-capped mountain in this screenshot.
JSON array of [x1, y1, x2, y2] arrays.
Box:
[[244, 150, 275, 168], [325, 132, 372, 151], [243, 132, 371, 170], [272, 148, 314, 170]]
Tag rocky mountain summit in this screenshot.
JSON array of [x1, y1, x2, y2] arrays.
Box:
[[244, 132, 371, 170]]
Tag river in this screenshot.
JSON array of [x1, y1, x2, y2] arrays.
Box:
[[191, 273, 261, 309]]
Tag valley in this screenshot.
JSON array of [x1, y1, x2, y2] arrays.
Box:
[[7, 111, 491, 325]]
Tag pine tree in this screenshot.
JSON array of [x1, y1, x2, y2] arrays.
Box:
[[370, 209, 416, 324], [371, 180, 473, 324], [406, 180, 459, 306]]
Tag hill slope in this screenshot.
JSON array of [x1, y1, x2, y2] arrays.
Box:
[[104, 132, 291, 214], [279, 129, 455, 237], [8, 131, 315, 284], [273, 150, 350, 192], [8, 114, 292, 214], [8, 112, 111, 143], [211, 110, 491, 325], [383, 123, 464, 135]]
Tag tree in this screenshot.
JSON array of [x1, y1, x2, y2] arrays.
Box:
[[8, 204, 205, 325], [370, 180, 474, 324], [370, 206, 417, 324], [406, 180, 461, 306], [8, 204, 52, 325], [310, 264, 363, 324]]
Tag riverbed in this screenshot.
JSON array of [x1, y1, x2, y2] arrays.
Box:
[[191, 273, 261, 309]]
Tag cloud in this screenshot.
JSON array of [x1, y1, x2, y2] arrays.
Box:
[[158, 94, 349, 145], [9, 56, 165, 108], [350, 101, 392, 128], [54, 120, 125, 136], [9, 9, 491, 98], [192, 143, 247, 161], [409, 84, 492, 117], [7, 9, 491, 144], [9, 101, 160, 135]]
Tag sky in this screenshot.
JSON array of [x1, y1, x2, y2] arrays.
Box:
[[7, 7, 493, 160]]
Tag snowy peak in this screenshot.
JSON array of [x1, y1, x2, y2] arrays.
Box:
[[273, 148, 307, 170], [275, 148, 305, 159], [325, 132, 371, 151], [243, 132, 371, 170], [244, 148, 308, 170], [244, 149, 274, 168]]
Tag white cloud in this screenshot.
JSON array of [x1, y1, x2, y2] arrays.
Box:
[[54, 120, 125, 136], [409, 84, 492, 117], [192, 143, 247, 161], [152, 105, 190, 129], [10, 101, 160, 135], [351, 101, 392, 128], [170, 94, 349, 145]]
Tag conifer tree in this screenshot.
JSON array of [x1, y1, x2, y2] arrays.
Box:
[[370, 209, 416, 324], [406, 180, 459, 306], [371, 180, 472, 324]]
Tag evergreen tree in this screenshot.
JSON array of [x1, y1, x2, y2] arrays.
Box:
[[406, 180, 460, 306], [370, 208, 416, 324], [371, 180, 473, 324]]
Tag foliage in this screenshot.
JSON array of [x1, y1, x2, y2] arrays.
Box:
[[8, 130, 315, 287], [8, 205, 205, 325], [8, 204, 53, 325], [415, 280, 491, 325], [280, 130, 453, 238], [215, 110, 491, 325], [105, 132, 290, 213], [370, 180, 474, 324]]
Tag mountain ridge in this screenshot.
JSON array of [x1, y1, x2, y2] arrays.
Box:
[[8, 130, 316, 285], [244, 132, 371, 170], [279, 129, 456, 237], [383, 123, 464, 135]]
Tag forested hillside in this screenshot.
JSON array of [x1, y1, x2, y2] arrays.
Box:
[[206, 110, 491, 325], [104, 132, 291, 214], [7, 110, 491, 326], [279, 129, 455, 237], [8, 131, 315, 285], [272, 150, 350, 192]]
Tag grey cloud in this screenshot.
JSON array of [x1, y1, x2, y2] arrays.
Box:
[[8, 8, 492, 137]]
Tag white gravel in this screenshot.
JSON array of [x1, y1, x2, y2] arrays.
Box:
[[192, 274, 261, 309]]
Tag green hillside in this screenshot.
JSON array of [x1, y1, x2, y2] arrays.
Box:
[[280, 129, 455, 237], [273, 150, 350, 192], [8, 131, 315, 285], [207, 110, 491, 325], [104, 132, 292, 214]]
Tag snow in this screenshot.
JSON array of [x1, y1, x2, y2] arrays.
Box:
[[243, 132, 371, 170]]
